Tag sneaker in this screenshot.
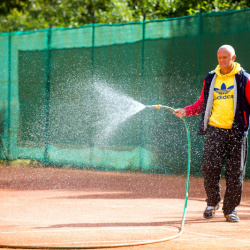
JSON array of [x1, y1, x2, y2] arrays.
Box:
[[225, 210, 240, 223], [203, 203, 220, 219]]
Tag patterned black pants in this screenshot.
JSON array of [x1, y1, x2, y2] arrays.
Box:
[[202, 125, 248, 215]]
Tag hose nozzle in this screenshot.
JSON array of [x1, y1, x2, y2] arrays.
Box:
[[145, 105, 162, 109]]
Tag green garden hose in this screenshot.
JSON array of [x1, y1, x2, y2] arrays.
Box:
[[0, 104, 191, 249], [144, 104, 191, 237], [155, 105, 191, 231]]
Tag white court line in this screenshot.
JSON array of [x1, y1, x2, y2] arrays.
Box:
[[0, 226, 167, 234], [26, 240, 149, 246], [0, 218, 35, 222], [1, 225, 250, 244], [188, 232, 250, 243], [162, 227, 250, 243]]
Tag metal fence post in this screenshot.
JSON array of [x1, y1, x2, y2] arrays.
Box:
[[44, 27, 52, 166], [140, 14, 146, 171], [7, 30, 12, 160], [196, 9, 202, 96], [90, 21, 95, 167]]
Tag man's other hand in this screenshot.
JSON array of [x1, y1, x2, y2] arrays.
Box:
[[173, 108, 186, 118]]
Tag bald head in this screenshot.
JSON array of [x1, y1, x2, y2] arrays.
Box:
[[218, 45, 235, 58], [217, 45, 236, 74]]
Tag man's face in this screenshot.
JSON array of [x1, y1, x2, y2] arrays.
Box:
[[217, 48, 235, 73]]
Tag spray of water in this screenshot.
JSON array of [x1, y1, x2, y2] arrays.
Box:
[[93, 82, 145, 143]]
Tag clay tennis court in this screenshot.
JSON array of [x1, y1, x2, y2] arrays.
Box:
[[0, 164, 250, 249]]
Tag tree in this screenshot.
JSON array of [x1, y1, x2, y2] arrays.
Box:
[[0, 0, 249, 32]]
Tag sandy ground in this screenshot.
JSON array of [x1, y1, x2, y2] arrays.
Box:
[[0, 165, 250, 249]]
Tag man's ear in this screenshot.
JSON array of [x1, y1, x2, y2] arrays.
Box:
[[232, 55, 236, 61]]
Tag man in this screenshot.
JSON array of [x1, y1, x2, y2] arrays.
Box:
[[173, 45, 250, 222]]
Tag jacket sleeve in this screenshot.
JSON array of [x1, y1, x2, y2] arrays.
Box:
[[245, 77, 250, 104], [184, 80, 205, 116]]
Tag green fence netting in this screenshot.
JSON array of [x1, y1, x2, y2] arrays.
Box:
[[1, 9, 250, 178]]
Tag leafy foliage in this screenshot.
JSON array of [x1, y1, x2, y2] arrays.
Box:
[[0, 0, 250, 32]]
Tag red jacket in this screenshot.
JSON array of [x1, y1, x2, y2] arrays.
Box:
[[185, 78, 250, 116]]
